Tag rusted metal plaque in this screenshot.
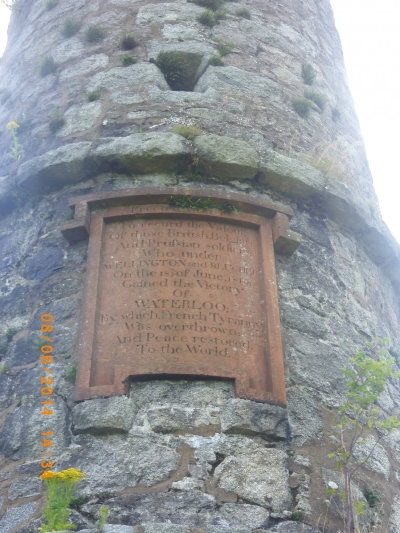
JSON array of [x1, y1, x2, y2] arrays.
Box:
[[75, 203, 286, 406]]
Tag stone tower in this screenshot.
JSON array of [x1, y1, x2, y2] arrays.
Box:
[[0, 0, 399, 532]]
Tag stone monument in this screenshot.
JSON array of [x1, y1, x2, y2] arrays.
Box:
[[0, 0, 399, 532]]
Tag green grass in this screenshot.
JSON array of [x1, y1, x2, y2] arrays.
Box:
[[4, 327, 18, 342], [0, 344, 8, 355], [120, 33, 138, 50], [216, 41, 234, 56], [171, 124, 202, 139], [291, 510, 305, 523], [214, 7, 227, 20], [121, 53, 137, 66], [304, 90, 327, 111], [65, 363, 77, 383], [190, 0, 224, 9], [0, 364, 10, 374], [62, 18, 81, 38], [84, 23, 106, 43], [365, 489, 380, 508], [49, 111, 65, 133], [40, 56, 57, 77], [235, 7, 251, 19], [293, 98, 313, 118], [87, 90, 101, 102], [197, 9, 217, 27], [45, 0, 58, 10], [209, 54, 224, 66], [301, 62, 316, 85], [169, 196, 237, 213]]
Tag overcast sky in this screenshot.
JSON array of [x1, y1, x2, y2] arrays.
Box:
[[0, 1, 399, 243]]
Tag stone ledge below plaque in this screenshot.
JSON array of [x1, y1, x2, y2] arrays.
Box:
[[62, 188, 301, 407]]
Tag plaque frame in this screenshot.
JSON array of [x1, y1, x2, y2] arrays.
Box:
[[62, 188, 301, 407]]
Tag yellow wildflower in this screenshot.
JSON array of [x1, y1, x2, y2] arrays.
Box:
[[40, 468, 85, 482], [6, 121, 19, 130], [40, 471, 54, 479]]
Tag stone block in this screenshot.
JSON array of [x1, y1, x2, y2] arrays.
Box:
[[93, 133, 190, 174], [103, 526, 134, 533], [16, 142, 93, 194], [63, 435, 181, 495], [0, 502, 36, 533], [9, 476, 42, 500], [214, 449, 291, 513], [352, 435, 391, 480], [193, 134, 259, 180], [72, 396, 136, 434], [389, 496, 400, 533], [136, 2, 203, 24], [258, 150, 324, 200], [86, 63, 169, 92], [218, 503, 269, 529], [0, 374, 15, 409], [268, 522, 318, 533], [194, 66, 281, 101], [220, 399, 287, 439], [59, 54, 109, 82], [147, 407, 219, 433], [18, 247, 64, 282], [57, 101, 102, 137]]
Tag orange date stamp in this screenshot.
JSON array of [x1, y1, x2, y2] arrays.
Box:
[[39, 313, 55, 476]]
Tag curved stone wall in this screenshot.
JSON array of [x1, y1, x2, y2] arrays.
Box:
[[0, 1, 400, 533]]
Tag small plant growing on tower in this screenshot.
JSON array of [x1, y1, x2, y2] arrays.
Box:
[[40, 55, 57, 77], [4, 327, 18, 342], [49, 110, 65, 133], [304, 90, 327, 111], [45, 0, 58, 11], [40, 468, 86, 532], [65, 363, 77, 383], [209, 54, 224, 66], [121, 53, 137, 66], [327, 338, 400, 533], [6, 121, 24, 161], [171, 124, 202, 139], [216, 41, 234, 56], [292, 98, 313, 118], [87, 90, 101, 102], [197, 10, 217, 27], [235, 7, 251, 19], [120, 32, 138, 50], [301, 62, 316, 85], [62, 18, 81, 38], [190, 0, 224, 10], [98, 505, 109, 531], [84, 23, 106, 43]]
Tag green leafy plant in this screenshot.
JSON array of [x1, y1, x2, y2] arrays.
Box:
[[121, 53, 137, 66], [40, 468, 86, 532], [4, 327, 18, 342], [62, 18, 81, 38], [304, 90, 327, 111], [216, 41, 234, 56], [0, 344, 8, 355], [169, 196, 237, 213], [0, 364, 10, 374], [301, 62, 316, 85], [190, 0, 224, 9], [45, 0, 57, 10], [235, 7, 251, 19], [69, 495, 89, 510], [120, 32, 137, 50], [171, 124, 202, 139], [209, 54, 224, 66], [197, 9, 217, 27], [49, 111, 65, 133], [327, 338, 400, 533], [291, 510, 305, 523], [98, 505, 109, 531], [214, 7, 227, 20], [40, 55, 57, 77], [34, 337, 48, 353], [87, 90, 101, 102], [155, 51, 202, 91], [84, 23, 106, 43], [65, 363, 77, 383], [292, 98, 313, 118], [6, 121, 24, 161], [364, 488, 380, 509]]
